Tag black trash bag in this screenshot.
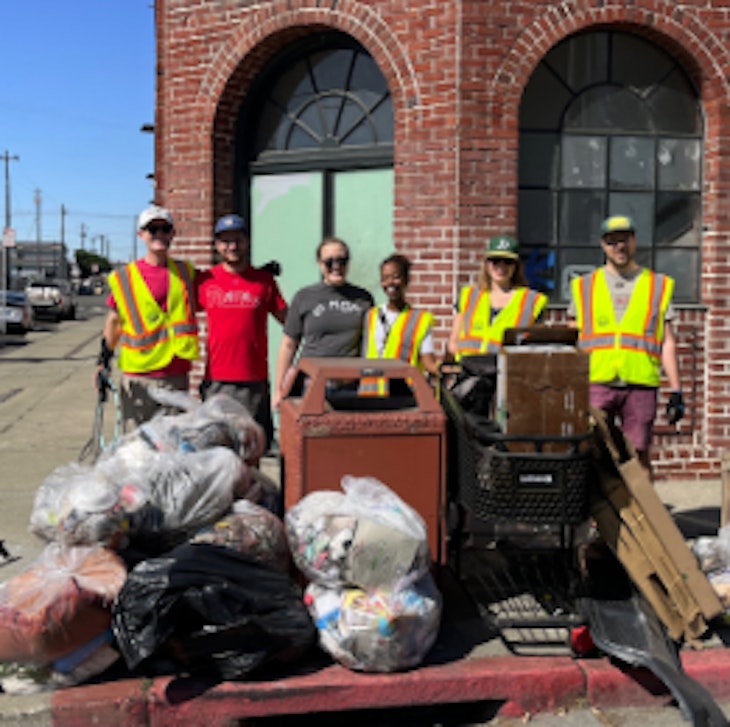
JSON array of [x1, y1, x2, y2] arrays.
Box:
[[111, 542, 317, 680]]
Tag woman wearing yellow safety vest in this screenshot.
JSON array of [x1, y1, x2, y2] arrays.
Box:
[[447, 235, 547, 360], [361, 254, 439, 395]]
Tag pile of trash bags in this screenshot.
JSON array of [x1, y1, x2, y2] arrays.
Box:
[[0, 392, 442, 692], [693, 523, 730, 609]]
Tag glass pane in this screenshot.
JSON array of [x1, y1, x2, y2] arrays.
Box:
[[520, 63, 572, 131], [288, 100, 323, 148], [250, 172, 324, 420], [521, 245, 557, 296], [608, 192, 654, 248], [371, 101, 394, 143], [655, 248, 699, 301], [519, 190, 554, 245], [559, 190, 605, 245], [611, 32, 672, 92], [561, 136, 606, 188], [350, 52, 389, 96], [655, 193, 701, 246], [610, 137, 654, 189], [256, 100, 288, 152], [650, 69, 702, 134], [519, 132, 560, 187], [657, 139, 701, 191], [548, 32, 609, 92], [558, 247, 606, 302], [338, 99, 373, 145], [565, 87, 651, 131], [287, 121, 320, 150], [272, 61, 315, 113], [310, 50, 351, 91], [333, 169, 394, 300]]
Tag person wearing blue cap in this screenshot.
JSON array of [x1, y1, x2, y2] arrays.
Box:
[[569, 215, 684, 476], [196, 214, 288, 453]]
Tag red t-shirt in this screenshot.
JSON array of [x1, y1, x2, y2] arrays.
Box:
[[197, 264, 287, 381], [107, 259, 191, 377]]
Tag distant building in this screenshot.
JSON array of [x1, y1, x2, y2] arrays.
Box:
[[9, 241, 70, 286]]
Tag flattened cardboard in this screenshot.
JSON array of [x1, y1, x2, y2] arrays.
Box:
[[596, 472, 708, 640], [592, 497, 687, 641], [618, 458, 722, 622], [496, 346, 590, 451]]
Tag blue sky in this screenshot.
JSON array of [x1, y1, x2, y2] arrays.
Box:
[[0, 2, 156, 264]]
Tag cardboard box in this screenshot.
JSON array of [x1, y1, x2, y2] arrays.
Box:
[[496, 345, 590, 451]]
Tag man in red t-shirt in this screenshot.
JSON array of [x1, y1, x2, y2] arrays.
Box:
[[197, 214, 288, 451]]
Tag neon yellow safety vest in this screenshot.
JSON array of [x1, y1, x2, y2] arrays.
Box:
[[454, 285, 547, 360], [108, 259, 199, 374], [360, 306, 434, 395], [571, 267, 674, 387]]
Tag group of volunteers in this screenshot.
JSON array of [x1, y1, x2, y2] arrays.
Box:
[[98, 205, 685, 472]]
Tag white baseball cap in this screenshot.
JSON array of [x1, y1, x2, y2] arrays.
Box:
[[138, 205, 174, 231]]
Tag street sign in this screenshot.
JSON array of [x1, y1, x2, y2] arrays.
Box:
[[2, 227, 16, 248]]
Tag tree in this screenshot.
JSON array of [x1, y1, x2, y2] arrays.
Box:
[[75, 249, 112, 278]]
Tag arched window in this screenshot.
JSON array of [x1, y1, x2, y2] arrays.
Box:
[[241, 33, 393, 173], [518, 31, 702, 302]]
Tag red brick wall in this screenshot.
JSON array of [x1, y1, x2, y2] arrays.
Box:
[[155, 0, 730, 480]]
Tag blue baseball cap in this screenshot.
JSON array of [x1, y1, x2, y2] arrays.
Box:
[[214, 214, 248, 236]]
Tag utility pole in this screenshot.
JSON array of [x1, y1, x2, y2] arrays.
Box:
[[1, 150, 19, 290], [59, 205, 67, 281], [34, 188, 42, 279], [80, 223, 87, 251]]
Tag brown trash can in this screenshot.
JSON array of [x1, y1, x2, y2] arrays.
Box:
[[279, 357, 448, 564]]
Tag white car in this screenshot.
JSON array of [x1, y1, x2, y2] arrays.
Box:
[[0, 290, 35, 334], [25, 281, 77, 322]]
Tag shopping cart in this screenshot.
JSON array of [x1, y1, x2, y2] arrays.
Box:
[[439, 355, 595, 655]]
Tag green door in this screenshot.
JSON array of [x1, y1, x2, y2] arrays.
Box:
[[250, 167, 393, 441]]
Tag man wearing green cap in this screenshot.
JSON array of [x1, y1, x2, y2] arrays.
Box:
[[569, 215, 684, 475], [448, 234, 547, 359]]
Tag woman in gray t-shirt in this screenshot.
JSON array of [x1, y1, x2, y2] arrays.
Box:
[[272, 237, 374, 407]]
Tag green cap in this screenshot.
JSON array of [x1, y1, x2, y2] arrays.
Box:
[[601, 215, 635, 236], [485, 234, 519, 260]]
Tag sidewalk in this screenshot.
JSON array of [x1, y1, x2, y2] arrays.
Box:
[[1, 315, 730, 724]]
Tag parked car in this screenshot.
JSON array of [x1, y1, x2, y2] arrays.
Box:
[[25, 280, 77, 322], [0, 290, 35, 335]]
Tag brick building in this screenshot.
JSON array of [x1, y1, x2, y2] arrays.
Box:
[[153, 0, 729, 480]]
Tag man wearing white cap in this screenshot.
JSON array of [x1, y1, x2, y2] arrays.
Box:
[[197, 214, 288, 453], [569, 214, 684, 475], [98, 205, 199, 429]]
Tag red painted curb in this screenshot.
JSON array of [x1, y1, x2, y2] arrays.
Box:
[[45, 648, 730, 725]]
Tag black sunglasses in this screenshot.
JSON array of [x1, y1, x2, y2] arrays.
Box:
[[322, 256, 349, 269], [145, 223, 173, 234]]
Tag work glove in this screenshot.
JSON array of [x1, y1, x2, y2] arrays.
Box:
[[260, 260, 282, 276], [666, 390, 685, 425]]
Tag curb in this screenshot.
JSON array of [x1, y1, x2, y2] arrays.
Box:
[[42, 647, 730, 725]]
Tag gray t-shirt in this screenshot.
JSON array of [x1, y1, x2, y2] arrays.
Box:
[[284, 281, 375, 358]]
